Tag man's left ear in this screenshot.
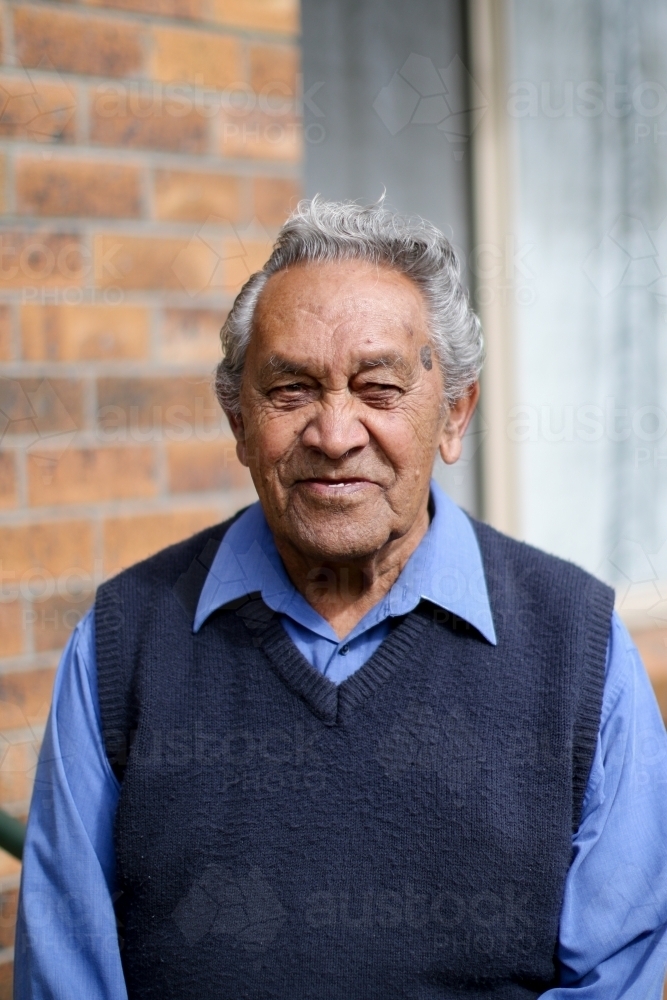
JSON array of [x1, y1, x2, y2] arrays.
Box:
[[225, 409, 249, 468], [438, 381, 480, 465]]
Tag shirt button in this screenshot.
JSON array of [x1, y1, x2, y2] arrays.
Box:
[[339, 644, 349, 655]]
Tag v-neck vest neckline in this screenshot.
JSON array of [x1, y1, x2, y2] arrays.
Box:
[[256, 604, 433, 725]]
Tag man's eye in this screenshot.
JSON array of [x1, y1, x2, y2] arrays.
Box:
[[269, 383, 314, 405], [358, 383, 402, 405], [273, 383, 307, 394]]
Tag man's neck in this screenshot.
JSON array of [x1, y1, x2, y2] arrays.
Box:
[[272, 503, 431, 639]]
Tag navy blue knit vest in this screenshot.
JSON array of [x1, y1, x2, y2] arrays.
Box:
[[95, 513, 614, 999]]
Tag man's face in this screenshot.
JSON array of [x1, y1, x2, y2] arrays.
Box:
[[229, 259, 457, 563]]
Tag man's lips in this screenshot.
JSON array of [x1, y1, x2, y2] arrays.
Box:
[[295, 477, 377, 496]]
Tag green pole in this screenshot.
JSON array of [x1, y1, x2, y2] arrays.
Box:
[[0, 809, 25, 860]]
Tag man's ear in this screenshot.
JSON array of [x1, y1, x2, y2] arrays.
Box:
[[225, 410, 249, 467], [438, 381, 480, 465]]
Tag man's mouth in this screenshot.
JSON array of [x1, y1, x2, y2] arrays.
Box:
[[296, 477, 376, 496]]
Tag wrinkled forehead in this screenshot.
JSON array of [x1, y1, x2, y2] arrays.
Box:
[[250, 259, 432, 364], [258, 349, 417, 383]]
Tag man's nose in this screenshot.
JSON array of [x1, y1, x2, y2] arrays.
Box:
[[300, 393, 370, 460]]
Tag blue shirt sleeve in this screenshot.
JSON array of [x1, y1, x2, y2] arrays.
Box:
[[545, 611, 667, 997], [14, 610, 127, 1000]]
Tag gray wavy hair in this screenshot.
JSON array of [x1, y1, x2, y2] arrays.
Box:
[[215, 197, 483, 416]]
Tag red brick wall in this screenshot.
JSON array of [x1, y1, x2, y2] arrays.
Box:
[[0, 0, 301, 984]]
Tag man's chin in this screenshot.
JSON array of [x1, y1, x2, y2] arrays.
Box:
[[282, 511, 389, 563], [294, 536, 385, 563]]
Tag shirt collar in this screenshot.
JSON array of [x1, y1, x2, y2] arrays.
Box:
[[194, 479, 496, 645]]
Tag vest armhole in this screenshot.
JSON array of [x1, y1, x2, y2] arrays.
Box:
[[571, 579, 615, 832], [95, 581, 137, 783], [467, 515, 614, 836], [95, 514, 239, 782]]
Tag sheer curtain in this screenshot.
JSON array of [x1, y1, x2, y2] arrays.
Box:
[[509, 0, 667, 624]]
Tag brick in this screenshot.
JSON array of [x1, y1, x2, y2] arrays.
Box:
[[27, 445, 157, 506], [0, 892, 17, 954], [14, 7, 144, 78], [0, 76, 76, 143], [17, 158, 142, 219], [90, 85, 208, 154], [167, 438, 252, 493], [0, 739, 40, 805], [162, 308, 225, 363], [211, 0, 298, 35], [0, 154, 5, 214], [150, 26, 242, 90], [1, 377, 82, 437], [634, 628, 667, 679], [154, 169, 243, 223], [0, 232, 84, 289], [253, 177, 300, 227], [21, 304, 149, 361], [93, 232, 226, 292], [103, 507, 223, 575], [84, 0, 203, 17], [249, 43, 299, 97], [0, 968, 10, 1000], [32, 594, 93, 652], [652, 676, 667, 727], [219, 108, 301, 161], [630, 629, 667, 725], [222, 235, 273, 293], [97, 376, 223, 440], [0, 853, 20, 880], [0, 453, 16, 509], [0, 669, 55, 727], [0, 520, 94, 578], [0, 602, 24, 658], [0, 963, 12, 997], [0, 964, 12, 1000], [0, 888, 18, 950], [0, 377, 83, 437], [0, 306, 10, 360]]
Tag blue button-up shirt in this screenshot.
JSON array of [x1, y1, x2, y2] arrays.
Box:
[[15, 482, 667, 998]]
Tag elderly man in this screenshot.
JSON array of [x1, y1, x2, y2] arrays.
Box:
[[16, 200, 667, 998]]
